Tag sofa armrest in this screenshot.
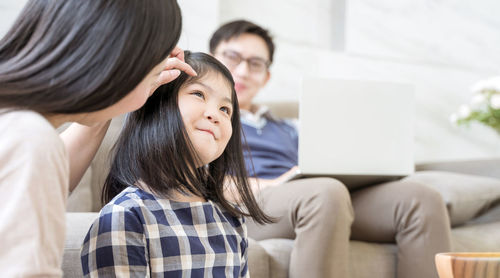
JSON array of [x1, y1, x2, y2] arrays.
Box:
[[416, 158, 500, 180]]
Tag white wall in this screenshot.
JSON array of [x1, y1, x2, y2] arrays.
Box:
[[2, 0, 500, 162], [215, 0, 500, 163], [0, 0, 28, 37], [177, 0, 219, 52]]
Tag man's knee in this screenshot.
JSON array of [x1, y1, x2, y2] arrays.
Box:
[[306, 177, 349, 199], [400, 181, 444, 206], [395, 181, 448, 222], [302, 177, 353, 218]]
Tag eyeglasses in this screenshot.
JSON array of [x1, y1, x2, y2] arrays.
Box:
[[217, 50, 270, 73]]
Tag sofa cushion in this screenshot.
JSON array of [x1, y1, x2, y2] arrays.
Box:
[[63, 213, 99, 277], [259, 239, 293, 278], [248, 238, 271, 278], [66, 170, 93, 212], [257, 238, 398, 278], [403, 171, 500, 226], [451, 220, 500, 252], [349, 241, 397, 278]]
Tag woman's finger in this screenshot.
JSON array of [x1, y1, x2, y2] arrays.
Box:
[[169, 46, 185, 61], [157, 69, 181, 86], [164, 57, 197, 76]]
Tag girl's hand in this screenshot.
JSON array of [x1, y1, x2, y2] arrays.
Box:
[[153, 46, 197, 91]]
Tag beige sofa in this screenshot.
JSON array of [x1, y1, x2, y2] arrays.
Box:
[[63, 102, 500, 278]]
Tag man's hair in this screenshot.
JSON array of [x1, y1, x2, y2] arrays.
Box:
[[0, 0, 181, 114], [103, 51, 273, 225], [209, 19, 275, 64]]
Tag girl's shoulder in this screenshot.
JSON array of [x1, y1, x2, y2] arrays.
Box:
[[92, 187, 155, 232], [101, 186, 154, 211]]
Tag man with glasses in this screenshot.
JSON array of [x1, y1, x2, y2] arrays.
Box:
[[209, 20, 452, 278]]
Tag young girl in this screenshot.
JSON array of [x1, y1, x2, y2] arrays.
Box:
[[0, 1, 194, 276], [80, 52, 272, 277]]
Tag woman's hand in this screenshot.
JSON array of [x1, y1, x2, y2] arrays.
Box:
[[152, 46, 197, 91]]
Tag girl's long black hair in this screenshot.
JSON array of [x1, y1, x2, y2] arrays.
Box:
[[102, 51, 273, 224]]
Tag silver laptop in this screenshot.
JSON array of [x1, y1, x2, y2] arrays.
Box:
[[288, 78, 415, 190]]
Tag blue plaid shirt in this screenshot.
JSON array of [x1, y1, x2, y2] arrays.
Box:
[[81, 187, 249, 277]]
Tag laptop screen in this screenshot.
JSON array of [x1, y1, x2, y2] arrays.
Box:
[[298, 78, 415, 177]]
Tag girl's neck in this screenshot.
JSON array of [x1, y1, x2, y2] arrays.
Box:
[[136, 180, 207, 203], [170, 190, 207, 203]]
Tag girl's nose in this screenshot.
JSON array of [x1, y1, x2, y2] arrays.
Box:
[[204, 108, 219, 123]]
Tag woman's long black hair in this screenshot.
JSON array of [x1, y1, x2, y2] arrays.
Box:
[[103, 51, 273, 224], [0, 0, 181, 114]]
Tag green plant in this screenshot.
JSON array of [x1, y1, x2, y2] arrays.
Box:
[[451, 76, 500, 134]]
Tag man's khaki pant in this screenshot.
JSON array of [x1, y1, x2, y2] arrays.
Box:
[[246, 177, 452, 278]]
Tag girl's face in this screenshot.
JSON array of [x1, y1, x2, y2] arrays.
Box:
[[178, 71, 234, 166]]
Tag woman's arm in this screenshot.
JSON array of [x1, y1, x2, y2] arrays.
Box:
[[59, 121, 111, 193]]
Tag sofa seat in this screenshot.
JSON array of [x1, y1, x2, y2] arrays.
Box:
[[62, 111, 500, 278], [63, 204, 500, 278]]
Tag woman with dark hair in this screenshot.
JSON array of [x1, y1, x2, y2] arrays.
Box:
[[81, 51, 271, 277], [0, 1, 195, 276]]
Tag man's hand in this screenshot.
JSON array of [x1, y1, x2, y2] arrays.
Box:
[[248, 166, 300, 195], [224, 166, 300, 202], [273, 166, 300, 185]]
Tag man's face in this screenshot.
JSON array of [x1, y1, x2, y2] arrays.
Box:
[[213, 33, 271, 111]]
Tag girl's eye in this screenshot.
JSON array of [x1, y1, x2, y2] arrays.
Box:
[[192, 91, 204, 99], [220, 106, 231, 115]]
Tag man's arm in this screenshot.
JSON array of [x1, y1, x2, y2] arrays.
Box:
[[60, 121, 111, 193], [225, 166, 299, 202]]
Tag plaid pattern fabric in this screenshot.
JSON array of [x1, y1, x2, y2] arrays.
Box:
[[81, 187, 249, 277]]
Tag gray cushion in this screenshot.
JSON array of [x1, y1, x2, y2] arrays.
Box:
[[404, 171, 500, 226]]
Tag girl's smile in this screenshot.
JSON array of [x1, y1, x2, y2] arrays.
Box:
[[197, 128, 216, 139]]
